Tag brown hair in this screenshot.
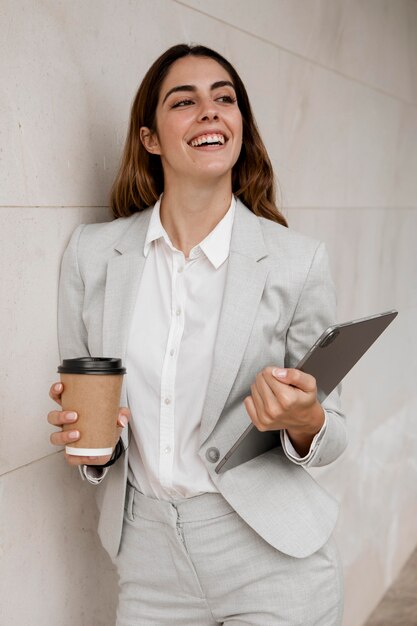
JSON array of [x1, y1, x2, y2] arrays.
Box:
[[110, 44, 287, 227]]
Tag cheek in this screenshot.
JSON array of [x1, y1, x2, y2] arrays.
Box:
[[231, 114, 243, 146], [163, 118, 193, 151], [232, 123, 243, 159]]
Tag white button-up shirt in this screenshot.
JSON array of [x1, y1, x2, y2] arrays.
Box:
[[82, 194, 326, 490], [125, 194, 237, 499]]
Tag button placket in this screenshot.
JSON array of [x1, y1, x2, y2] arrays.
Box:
[[159, 250, 186, 489]]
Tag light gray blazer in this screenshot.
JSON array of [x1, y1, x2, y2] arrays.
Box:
[[57, 198, 347, 561]]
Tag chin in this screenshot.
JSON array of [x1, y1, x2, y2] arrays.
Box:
[[194, 160, 235, 177], [194, 170, 232, 183]]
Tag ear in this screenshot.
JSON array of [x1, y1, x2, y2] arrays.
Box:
[[140, 126, 161, 155]]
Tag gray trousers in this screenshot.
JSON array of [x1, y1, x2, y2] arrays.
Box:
[[113, 482, 344, 625]]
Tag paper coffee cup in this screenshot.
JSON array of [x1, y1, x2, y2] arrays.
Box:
[[57, 357, 126, 456]]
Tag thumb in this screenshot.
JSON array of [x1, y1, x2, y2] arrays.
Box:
[[272, 367, 316, 393]]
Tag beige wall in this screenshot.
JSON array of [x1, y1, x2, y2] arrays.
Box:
[[1, 1, 416, 624]]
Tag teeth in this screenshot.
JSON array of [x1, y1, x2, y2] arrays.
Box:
[[190, 133, 226, 147]]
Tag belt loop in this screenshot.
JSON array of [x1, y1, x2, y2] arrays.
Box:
[[127, 483, 135, 521]]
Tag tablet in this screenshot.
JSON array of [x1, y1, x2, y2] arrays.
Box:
[[215, 309, 398, 474]]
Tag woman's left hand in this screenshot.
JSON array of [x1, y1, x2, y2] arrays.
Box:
[[244, 366, 325, 452]]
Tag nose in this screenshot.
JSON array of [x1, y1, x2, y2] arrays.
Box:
[[197, 99, 219, 122]]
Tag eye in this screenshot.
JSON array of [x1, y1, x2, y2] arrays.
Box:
[[171, 99, 194, 108], [217, 95, 237, 104]]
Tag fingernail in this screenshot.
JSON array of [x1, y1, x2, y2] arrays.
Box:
[[68, 430, 80, 440], [118, 415, 128, 428], [273, 368, 287, 379], [66, 412, 77, 421], [54, 383, 63, 392], [88, 456, 98, 460]]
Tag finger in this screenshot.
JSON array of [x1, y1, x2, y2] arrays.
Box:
[[49, 382, 63, 406], [47, 409, 78, 427], [251, 381, 277, 428], [256, 372, 282, 414], [271, 367, 316, 393], [244, 395, 271, 432], [261, 369, 299, 410], [64, 453, 112, 466], [117, 409, 130, 428], [50, 428, 80, 447], [251, 381, 266, 417], [243, 395, 259, 426]]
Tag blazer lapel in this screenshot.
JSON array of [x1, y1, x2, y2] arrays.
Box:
[[102, 209, 152, 428], [102, 209, 152, 362], [198, 199, 269, 447]]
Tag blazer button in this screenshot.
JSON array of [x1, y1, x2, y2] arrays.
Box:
[[206, 447, 220, 463]]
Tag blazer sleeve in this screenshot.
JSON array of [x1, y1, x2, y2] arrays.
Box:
[[57, 224, 90, 361], [57, 224, 108, 485], [283, 241, 347, 467]]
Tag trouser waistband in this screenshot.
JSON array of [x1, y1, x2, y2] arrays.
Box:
[[125, 481, 235, 525]]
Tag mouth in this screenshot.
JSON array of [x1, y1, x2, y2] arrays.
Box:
[[187, 132, 229, 150]]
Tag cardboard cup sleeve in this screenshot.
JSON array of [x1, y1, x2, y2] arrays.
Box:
[[58, 358, 126, 457]]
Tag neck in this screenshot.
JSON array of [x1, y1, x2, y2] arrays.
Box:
[[159, 178, 233, 258]]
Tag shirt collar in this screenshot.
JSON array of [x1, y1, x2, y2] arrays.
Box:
[[143, 194, 236, 269]]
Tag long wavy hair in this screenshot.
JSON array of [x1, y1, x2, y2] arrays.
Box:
[[110, 44, 287, 227]]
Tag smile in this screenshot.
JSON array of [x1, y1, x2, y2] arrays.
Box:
[[188, 133, 227, 148]]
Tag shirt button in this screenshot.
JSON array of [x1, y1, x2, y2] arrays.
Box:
[[178, 267, 183, 273], [164, 446, 171, 454], [164, 397, 171, 405], [170, 349, 175, 356], [176, 309, 181, 316]]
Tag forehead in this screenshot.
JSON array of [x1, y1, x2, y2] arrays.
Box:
[[161, 56, 233, 92]]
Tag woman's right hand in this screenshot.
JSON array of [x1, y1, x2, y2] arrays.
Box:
[[48, 382, 130, 466]]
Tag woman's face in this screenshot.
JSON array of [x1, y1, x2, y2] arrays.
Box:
[[141, 56, 243, 187]]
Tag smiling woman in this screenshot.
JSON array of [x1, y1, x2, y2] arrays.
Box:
[[49, 43, 346, 625], [109, 44, 287, 230], [138, 56, 244, 223]]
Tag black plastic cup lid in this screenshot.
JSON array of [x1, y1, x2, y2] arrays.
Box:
[[57, 357, 126, 375]]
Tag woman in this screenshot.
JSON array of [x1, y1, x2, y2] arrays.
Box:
[[48, 44, 347, 625]]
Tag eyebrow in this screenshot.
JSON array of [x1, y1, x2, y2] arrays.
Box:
[[162, 80, 236, 104]]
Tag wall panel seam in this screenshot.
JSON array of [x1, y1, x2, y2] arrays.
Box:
[[1, 450, 64, 478], [172, 0, 417, 109]]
